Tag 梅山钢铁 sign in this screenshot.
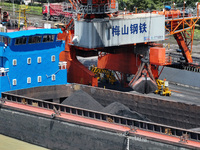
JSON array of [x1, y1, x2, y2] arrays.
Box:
[[74, 13, 165, 49]]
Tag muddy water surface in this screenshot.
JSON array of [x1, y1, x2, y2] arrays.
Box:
[[0, 134, 49, 150]]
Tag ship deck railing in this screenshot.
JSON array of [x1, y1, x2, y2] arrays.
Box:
[[59, 61, 67, 69], [1, 92, 200, 142], [0, 67, 9, 76]]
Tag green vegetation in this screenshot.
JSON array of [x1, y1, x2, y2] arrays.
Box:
[[118, 0, 200, 11], [0, 2, 42, 15], [194, 26, 200, 40]]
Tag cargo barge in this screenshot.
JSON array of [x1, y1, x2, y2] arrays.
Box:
[[0, 84, 200, 150]]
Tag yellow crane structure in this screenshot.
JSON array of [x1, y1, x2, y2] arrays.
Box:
[[16, 5, 30, 29], [90, 66, 117, 85]]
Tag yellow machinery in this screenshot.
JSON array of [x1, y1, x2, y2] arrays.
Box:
[[90, 66, 117, 85], [16, 5, 30, 29], [154, 79, 171, 96]]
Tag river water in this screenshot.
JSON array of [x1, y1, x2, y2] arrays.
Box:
[[0, 134, 49, 150]]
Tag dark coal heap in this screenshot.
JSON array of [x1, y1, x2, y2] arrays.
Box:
[[62, 90, 149, 121], [62, 90, 104, 111], [101, 102, 150, 121]]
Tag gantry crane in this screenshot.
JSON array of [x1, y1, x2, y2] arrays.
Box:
[[58, 1, 200, 94]]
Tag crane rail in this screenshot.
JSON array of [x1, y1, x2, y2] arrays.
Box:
[[1, 92, 200, 143]]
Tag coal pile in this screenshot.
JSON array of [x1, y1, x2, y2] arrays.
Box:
[[62, 90, 104, 111], [101, 102, 150, 121], [62, 90, 149, 121]]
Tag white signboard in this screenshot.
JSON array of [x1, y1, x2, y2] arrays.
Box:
[[75, 14, 165, 48]]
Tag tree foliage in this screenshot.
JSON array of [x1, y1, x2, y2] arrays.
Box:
[[118, 0, 200, 11]]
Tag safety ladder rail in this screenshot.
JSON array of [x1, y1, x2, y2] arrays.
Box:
[[1, 92, 200, 142]]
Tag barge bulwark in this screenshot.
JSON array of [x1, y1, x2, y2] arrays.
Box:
[[0, 84, 200, 149]]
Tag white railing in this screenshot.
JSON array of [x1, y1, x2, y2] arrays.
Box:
[[59, 61, 67, 69], [62, 2, 118, 14], [0, 67, 9, 76]]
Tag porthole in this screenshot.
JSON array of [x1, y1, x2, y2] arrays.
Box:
[[27, 77, 31, 84], [37, 57, 42, 63], [38, 76, 42, 82], [13, 59, 17, 66], [12, 79, 17, 85], [52, 74, 56, 81], [51, 55, 55, 62], [27, 58, 31, 64]]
